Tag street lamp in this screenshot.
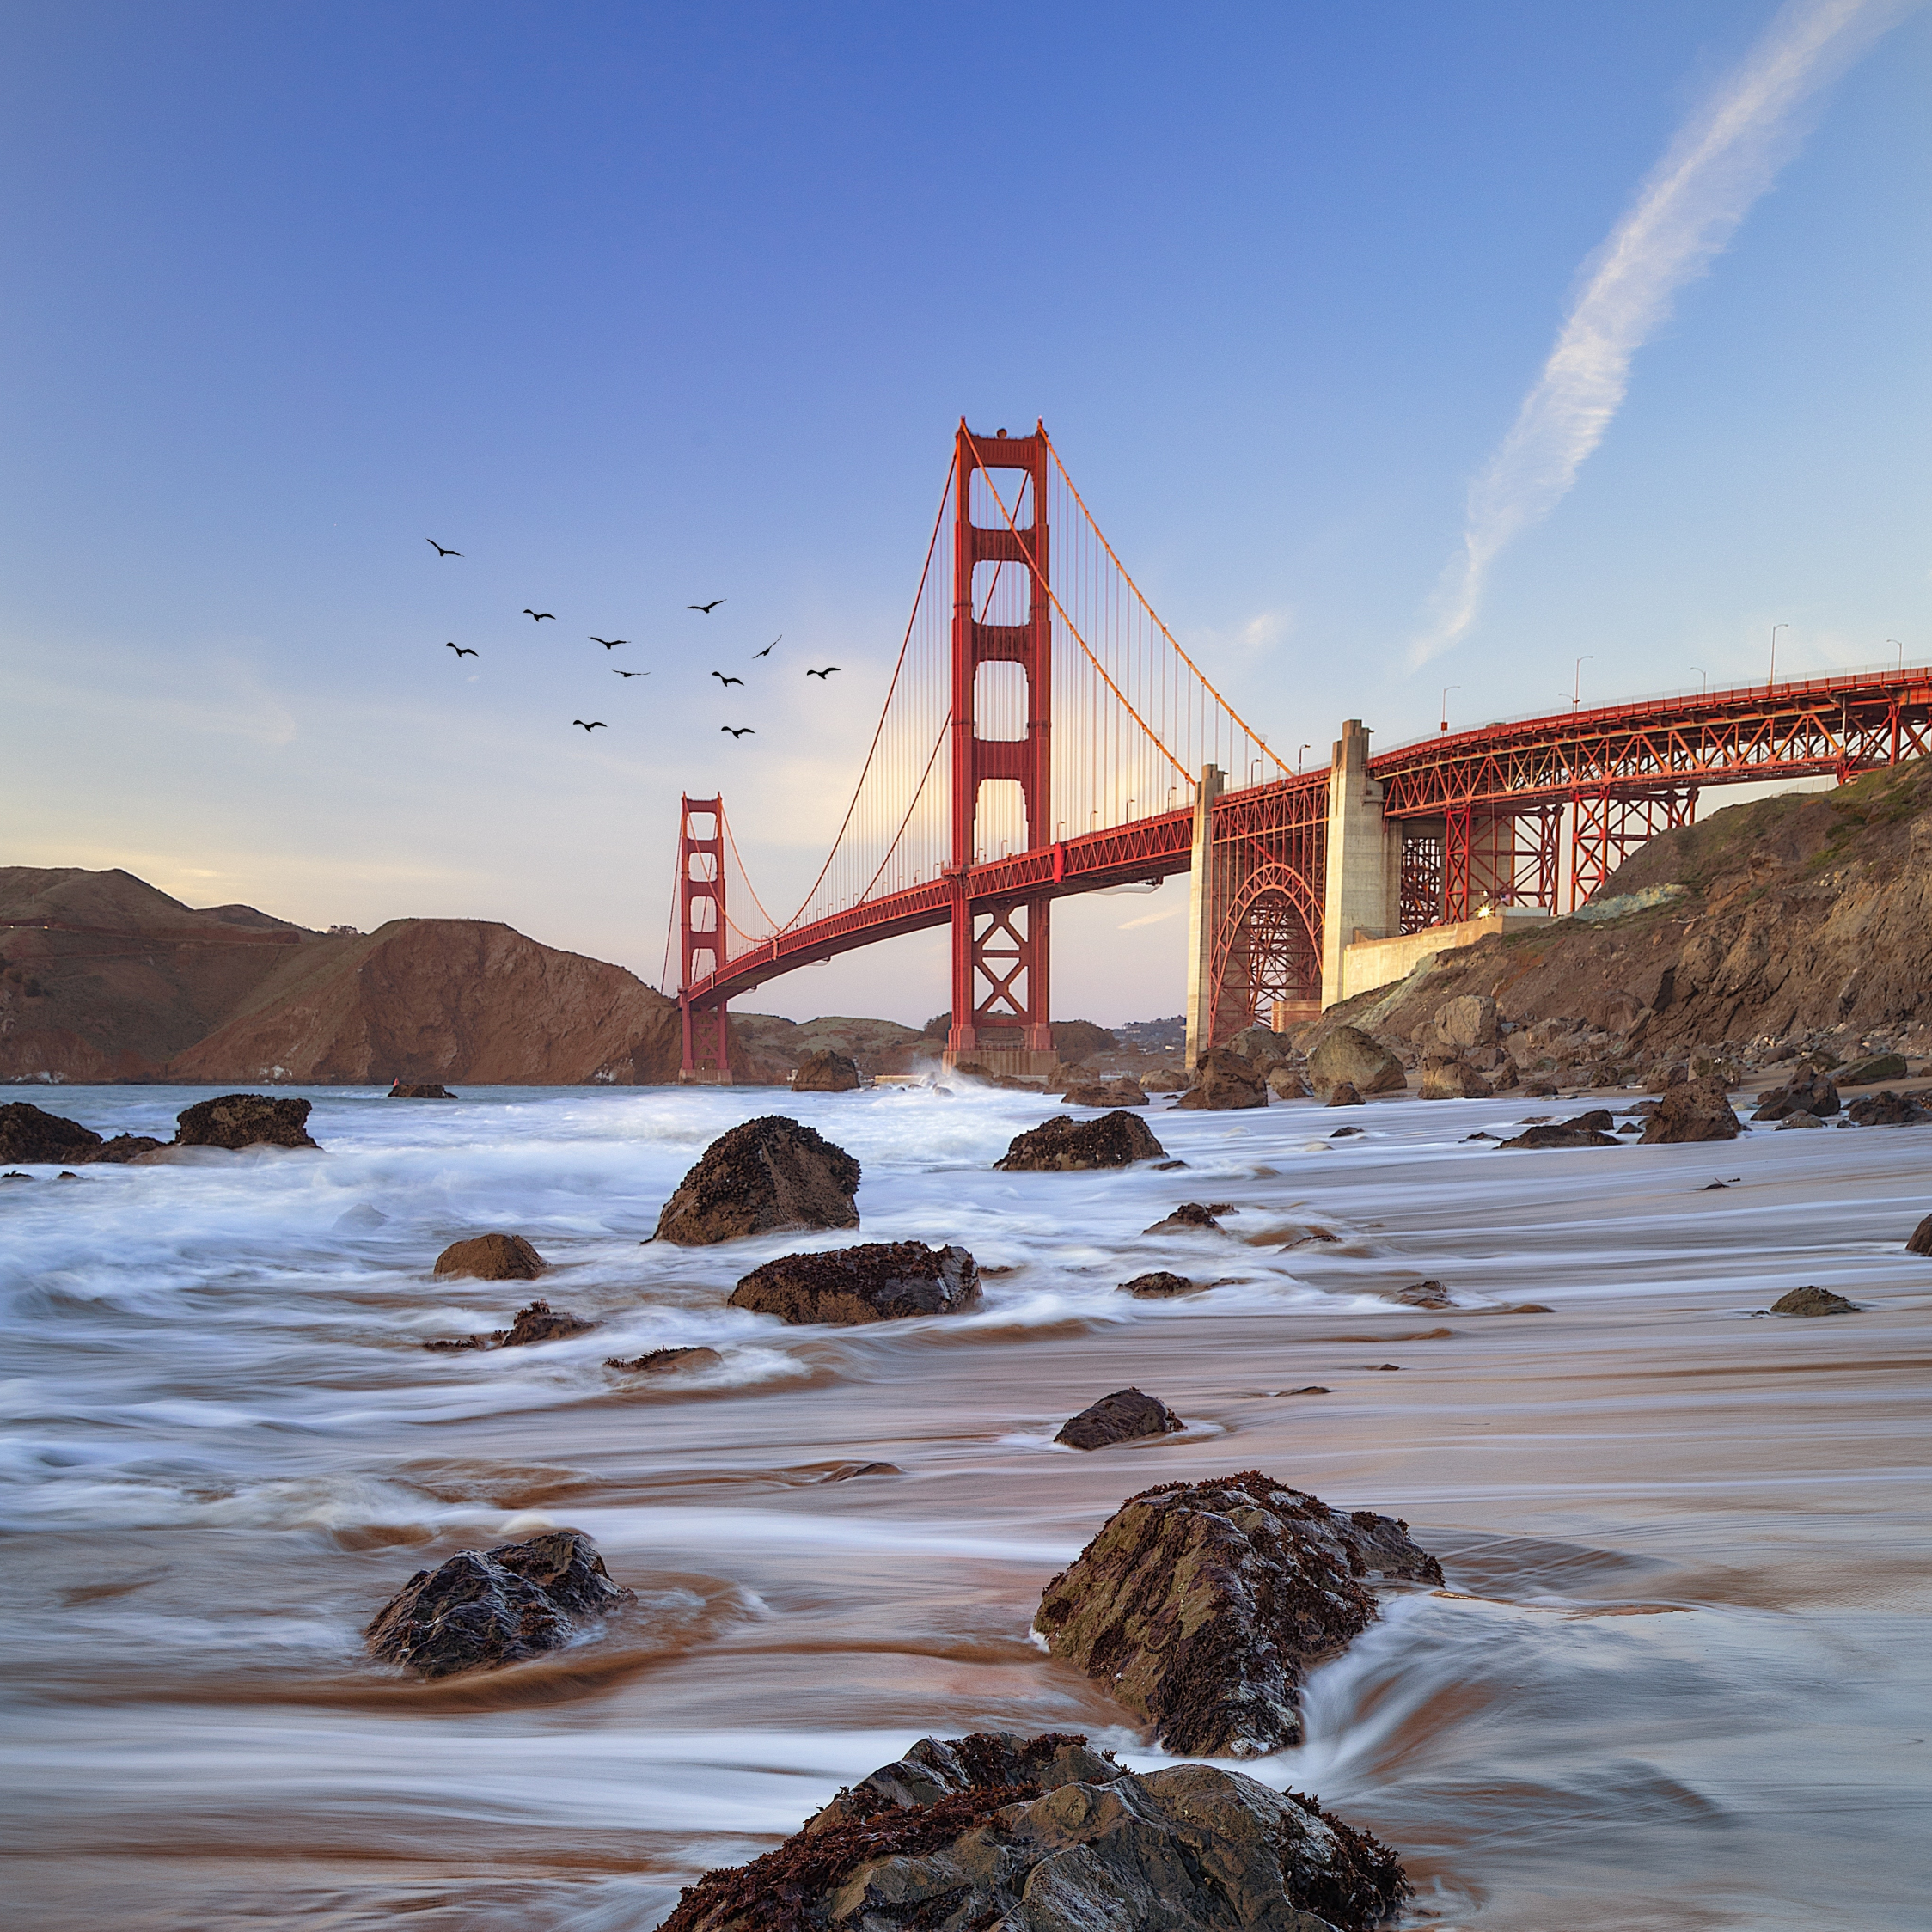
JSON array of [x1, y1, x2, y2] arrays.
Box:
[[1690, 665, 1708, 695], [1889, 639, 1904, 676], [1440, 685, 1460, 733], [1770, 622, 1788, 688], [1573, 656, 1593, 712], [1298, 743, 1311, 773]]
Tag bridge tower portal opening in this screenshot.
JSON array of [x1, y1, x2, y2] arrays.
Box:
[[676, 794, 733, 1084], [945, 422, 1057, 1078]]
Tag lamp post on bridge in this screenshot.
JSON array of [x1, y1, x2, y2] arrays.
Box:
[[1890, 640, 1904, 676], [1770, 623, 1788, 690], [1298, 743, 1311, 773], [1572, 657, 1593, 712], [1690, 666, 1707, 696]]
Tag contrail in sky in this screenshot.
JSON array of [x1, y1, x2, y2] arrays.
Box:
[[1413, 0, 1919, 666]]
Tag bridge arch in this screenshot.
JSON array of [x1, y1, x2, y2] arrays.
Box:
[[1207, 861, 1323, 1049]]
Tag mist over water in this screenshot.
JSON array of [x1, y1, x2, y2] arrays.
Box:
[[3, 1081, 1929, 1929]]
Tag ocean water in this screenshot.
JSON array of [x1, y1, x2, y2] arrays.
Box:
[[3, 1079, 1929, 1929]]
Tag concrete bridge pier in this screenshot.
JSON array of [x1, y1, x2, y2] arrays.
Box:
[[1183, 763, 1226, 1067], [1319, 718, 1400, 1010]]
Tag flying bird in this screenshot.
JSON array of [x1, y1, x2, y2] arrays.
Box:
[[444, 642, 477, 657], [754, 635, 781, 658], [711, 671, 743, 687], [572, 718, 607, 731], [806, 666, 841, 679], [524, 608, 555, 621], [686, 599, 724, 614], [590, 636, 628, 649], [427, 539, 461, 558], [612, 668, 646, 677], [721, 725, 755, 737]]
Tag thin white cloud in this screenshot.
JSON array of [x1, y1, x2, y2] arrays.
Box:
[[1414, 0, 1918, 666]]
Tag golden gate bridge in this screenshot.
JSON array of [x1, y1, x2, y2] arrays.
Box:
[[672, 422, 1932, 1081]]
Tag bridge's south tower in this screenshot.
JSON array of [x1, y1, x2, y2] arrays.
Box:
[[945, 422, 1056, 1076]]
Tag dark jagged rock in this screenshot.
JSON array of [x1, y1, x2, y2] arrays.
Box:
[[364, 1529, 633, 1678], [1769, 1285, 1859, 1317], [1055, 1387, 1185, 1450], [1908, 1214, 1932, 1257], [729, 1242, 980, 1324], [1118, 1269, 1202, 1299], [1639, 1079, 1741, 1144], [1324, 1080, 1365, 1108], [497, 1299, 593, 1345], [0, 1102, 103, 1165], [1500, 1116, 1619, 1149], [791, 1048, 862, 1093], [1308, 1025, 1405, 1099], [174, 1092, 319, 1151], [994, 1110, 1165, 1171], [1034, 1471, 1441, 1757], [606, 1344, 723, 1374], [1144, 1201, 1225, 1234], [434, 1232, 547, 1281], [663, 1728, 1409, 1932], [1175, 1048, 1268, 1111], [1845, 1090, 1932, 1128], [653, 1116, 861, 1244], [1752, 1070, 1840, 1121], [388, 1082, 455, 1098], [89, 1134, 164, 1162], [1061, 1075, 1149, 1108]]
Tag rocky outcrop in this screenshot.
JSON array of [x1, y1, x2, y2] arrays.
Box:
[[1117, 1270, 1202, 1298], [1639, 1079, 1740, 1143], [425, 1298, 592, 1350], [174, 1093, 318, 1150], [1324, 1080, 1364, 1107], [1144, 1201, 1226, 1233], [433, 1232, 547, 1281], [364, 1530, 632, 1678], [389, 1082, 455, 1099], [91, 1134, 164, 1162], [0, 1102, 102, 1165], [1269, 1064, 1309, 1099], [1034, 1472, 1442, 1757], [653, 1116, 861, 1244], [791, 1048, 861, 1093], [1061, 1075, 1149, 1108], [606, 1345, 723, 1374], [729, 1242, 980, 1324], [662, 1730, 1409, 1932], [1176, 1048, 1268, 1110], [1307, 1026, 1405, 1099], [1770, 1285, 1858, 1317], [1752, 1070, 1840, 1121], [1501, 1110, 1619, 1149], [1418, 1057, 1491, 1100], [995, 1110, 1166, 1171], [1906, 1214, 1932, 1256], [1055, 1388, 1184, 1450], [1845, 1090, 1932, 1127]]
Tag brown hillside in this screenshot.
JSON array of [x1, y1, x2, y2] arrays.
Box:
[[1304, 759, 1932, 1067]]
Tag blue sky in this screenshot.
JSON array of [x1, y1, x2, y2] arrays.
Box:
[[3, 2, 1927, 1026]]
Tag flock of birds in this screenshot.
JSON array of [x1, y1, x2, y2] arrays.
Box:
[[425, 538, 840, 741]]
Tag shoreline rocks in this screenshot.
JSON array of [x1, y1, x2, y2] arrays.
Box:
[[1175, 1048, 1268, 1110], [606, 1344, 723, 1375], [791, 1048, 861, 1093], [425, 1297, 593, 1351], [0, 1102, 102, 1165], [364, 1529, 633, 1678], [1034, 1472, 1442, 1757], [1308, 1026, 1405, 1101], [994, 1110, 1165, 1171], [1061, 1074, 1149, 1109], [1908, 1214, 1932, 1256], [1639, 1079, 1741, 1144], [1055, 1388, 1184, 1450], [653, 1116, 861, 1244], [660, 1729, 1409, 1932], [1117, 1269, 1201, 1299], [174, 1092, 319, 1151], [434, 1232, 547, 1281], [729, 1241, 981, 1324], [1769, 1285, 1858, 1317]]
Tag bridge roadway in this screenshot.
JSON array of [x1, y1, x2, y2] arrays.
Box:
[[683, 661, 1932, 1036]]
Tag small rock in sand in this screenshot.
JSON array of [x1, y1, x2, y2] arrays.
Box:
[[1907, 1214, 1932, 1257], [1324, 1079, 1365, 1107], [730, 1241, 980, 1324], [1769, 1285, 1858, 1317], [605, 1345, 723, 1374], [1117, 1270, 1201, 1299], [994, 1110, 1165, 1171], [1054, 1387, 1185, 1450]]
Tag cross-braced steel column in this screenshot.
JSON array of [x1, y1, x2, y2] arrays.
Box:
[[676, 794, 732, 1082], [946, 421, 1054, 1070]]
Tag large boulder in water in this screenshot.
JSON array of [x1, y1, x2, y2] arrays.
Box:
[[1639, 1079, 1740, 1144], [1307, 1026, 1405, 1099], [364, 1529, 633, 1678], [174, 1092, 318, 1150], [0, 1103, 103, 1165], [792, 1048, 861, 1093], [653, 1115, 861, 1244], [1055, 1387, 1184, 1450], [730, 1241, 980, 1324], [995, 1110, 1165, 1171], [661, 1729, 1409, 1932], [1175, 1048, 1268, 1110], [1752, 1070, 1840, 1121], [434, 1232, 547, 1281], [1034, 1472, 1441, 1757], [1845, 1089, 1932, 1127], [1908, 1214, 1932, 1257], [1769, 1285, 1858, 1317]]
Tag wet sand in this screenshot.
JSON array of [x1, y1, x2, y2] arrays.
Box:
[[3, 1082, 1929, 1929]]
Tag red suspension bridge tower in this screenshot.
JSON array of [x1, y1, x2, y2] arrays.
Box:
[[946, 422, 1055, 1076]]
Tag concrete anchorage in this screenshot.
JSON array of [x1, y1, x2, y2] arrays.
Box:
[[1319, 718, 1400, 1010]]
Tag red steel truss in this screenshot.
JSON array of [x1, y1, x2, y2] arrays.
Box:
[[676, 796, 731, 1079]]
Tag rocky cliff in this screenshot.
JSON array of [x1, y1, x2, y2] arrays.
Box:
[[1304, 758, 1932, 1073]]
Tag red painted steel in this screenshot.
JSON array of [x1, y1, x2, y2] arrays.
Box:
[[949, 423, 1053, 1056], [676, 795, 730, 1078]]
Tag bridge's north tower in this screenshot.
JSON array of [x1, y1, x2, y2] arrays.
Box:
[[945, 422, 1056, 1076]]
